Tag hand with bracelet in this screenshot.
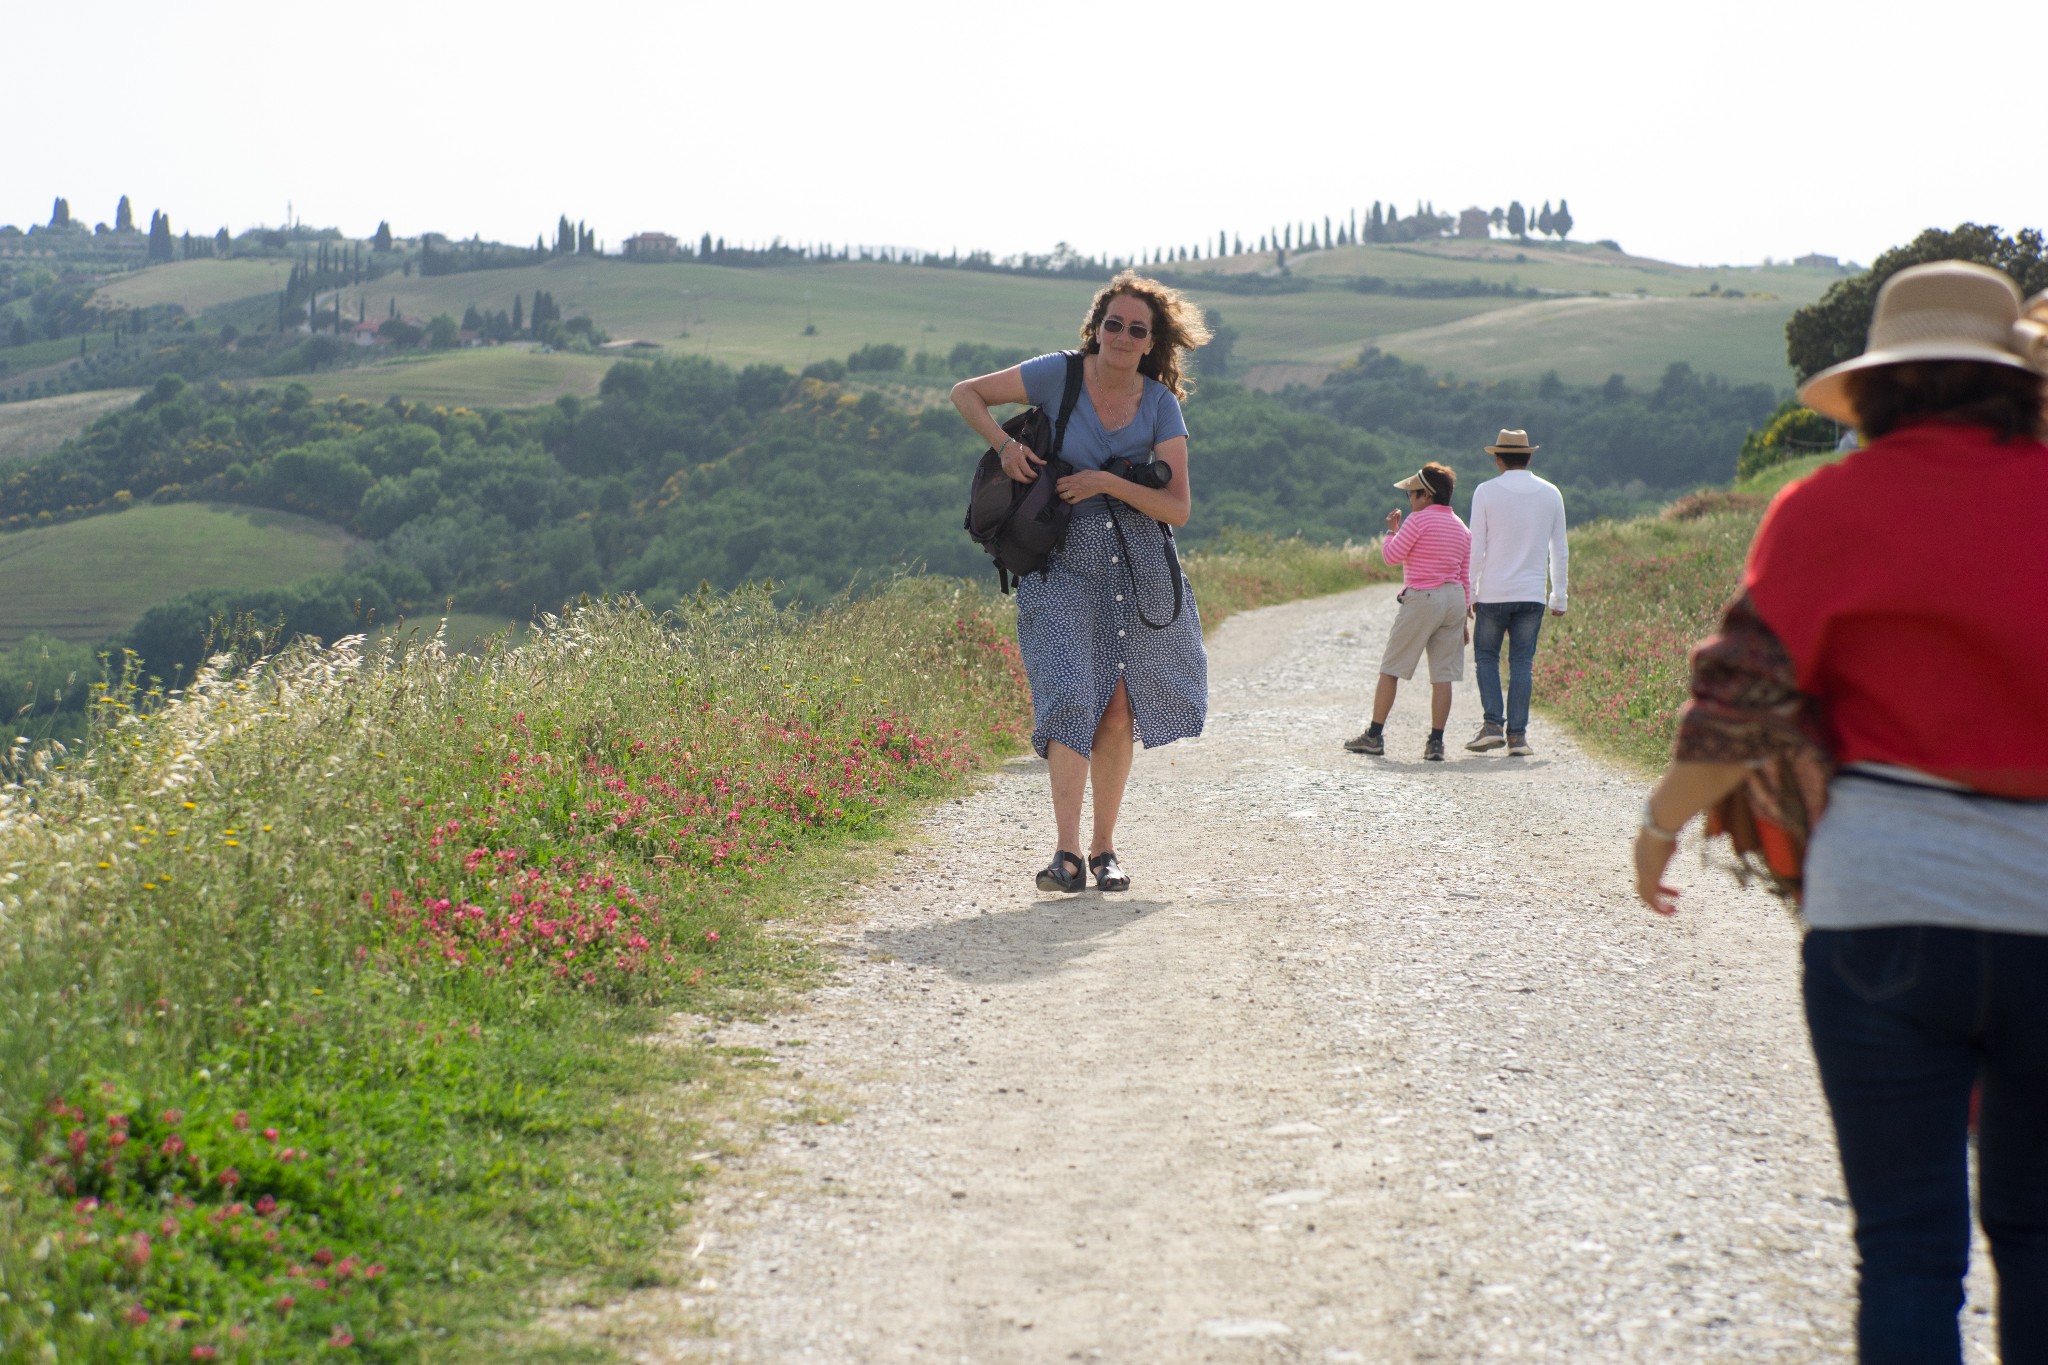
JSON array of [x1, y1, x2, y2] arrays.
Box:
[[996, 436, 1044, 484], [1632, 760, 1749, 916]]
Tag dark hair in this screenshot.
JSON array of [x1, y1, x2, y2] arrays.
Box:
[[1845, 361, 2046, 441], [1494, 450, 1532, 469], [1418, 461, 1455, 506]]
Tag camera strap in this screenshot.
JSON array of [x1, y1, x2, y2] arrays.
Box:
[[1106, 504, 1184, 629]]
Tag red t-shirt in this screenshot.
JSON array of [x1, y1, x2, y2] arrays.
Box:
[[1745, 421, 2048, 797]]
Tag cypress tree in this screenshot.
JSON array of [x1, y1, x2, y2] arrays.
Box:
[[1538, 201, 1555, 236], [1554, 199, 1574, 240], [115, 196, 133, 232], [50, 198, 71, 228], [512, 294, 523, 332]]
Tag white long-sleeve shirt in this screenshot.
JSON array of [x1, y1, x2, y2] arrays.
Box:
[[1469, 469, 1569, 610]]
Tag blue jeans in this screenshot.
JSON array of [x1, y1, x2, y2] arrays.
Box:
[[1471, 601, 1546, 733], [1803, 926, 2048, 1364]]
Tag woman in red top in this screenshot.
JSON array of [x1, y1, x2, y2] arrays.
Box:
[[1632, 262, 2048, 1363]]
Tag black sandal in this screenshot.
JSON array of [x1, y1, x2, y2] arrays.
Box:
[[1036, 850, 1087, 894], [1089, 851, 1130, 892]]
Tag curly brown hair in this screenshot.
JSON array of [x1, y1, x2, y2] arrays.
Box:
[[1079, 271, 1213, 400]]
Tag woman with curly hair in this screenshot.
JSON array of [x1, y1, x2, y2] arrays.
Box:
[[951, 272, 1212, 894], [1634, 261, 2048, 1363]]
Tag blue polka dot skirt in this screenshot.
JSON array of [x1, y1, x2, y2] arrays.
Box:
[[1015, 510, 1208, 759]]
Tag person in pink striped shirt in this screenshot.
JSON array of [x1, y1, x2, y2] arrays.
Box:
[[1344, 463, 1472, 761]]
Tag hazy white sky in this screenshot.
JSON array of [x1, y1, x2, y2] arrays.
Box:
[[9, 0, 2042, 269]]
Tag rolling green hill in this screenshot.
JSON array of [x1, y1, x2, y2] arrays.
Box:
[[76, 241, 1837, 406], [0, 501, 354, 644], [291, 347, 612, 408]]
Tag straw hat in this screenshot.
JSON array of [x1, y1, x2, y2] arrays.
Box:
[[1799, 261, 2048, 424], [1484, 429, 1540, 456]]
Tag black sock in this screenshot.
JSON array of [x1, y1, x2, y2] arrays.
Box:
[[1429, 728, 1445, 742], [1366, 721, 1384, 739]]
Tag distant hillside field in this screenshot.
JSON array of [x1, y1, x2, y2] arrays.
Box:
[[0, 389, 143, 462], [88, 258, 295, 314], [291, 347, 612, 408], [0, 502, 354, 644], [1364, 294, 1803, 386], [90, 243, 1837, 400]]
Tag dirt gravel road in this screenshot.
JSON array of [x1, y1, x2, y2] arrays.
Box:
[[586, 583, 1995, 1363]]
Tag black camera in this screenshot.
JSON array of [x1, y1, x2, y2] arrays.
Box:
[[1103, 456, 1173, 490]]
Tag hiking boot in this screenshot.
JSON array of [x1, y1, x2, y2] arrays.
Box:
[[1506, 732, 1535, 757], [1343, 729, 1384, 755], [1423, 734, 1446, 762], [1465, 722, 1506, 752]]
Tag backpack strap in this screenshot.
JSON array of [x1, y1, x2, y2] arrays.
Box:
[[1049, 350, 1084, 459]]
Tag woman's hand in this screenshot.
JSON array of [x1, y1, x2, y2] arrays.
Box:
[[1633, 829, 1682, 916], [1629, 760, 1749, 917], [1056, 469, 1118, 503], [1385, 508, 1403, 534], [1003, 441, 1044, 483]]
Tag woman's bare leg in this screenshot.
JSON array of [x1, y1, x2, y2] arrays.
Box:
[[1431, 681, 1453, 728], [1088, 682, 1135, 856], [1047, 740, 1088, 856]]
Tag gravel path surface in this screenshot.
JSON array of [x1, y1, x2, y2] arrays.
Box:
[[583, 584, 1996, 1363]]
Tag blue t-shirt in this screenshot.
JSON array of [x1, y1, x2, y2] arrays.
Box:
[[1019, 352, 1188, 510]]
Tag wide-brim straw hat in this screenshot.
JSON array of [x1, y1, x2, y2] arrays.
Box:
[[1484, 428, 1540, 455], [1798, 261, 2048, 425]]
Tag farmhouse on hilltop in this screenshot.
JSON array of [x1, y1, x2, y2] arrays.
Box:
[[1794, 252, 1840, 270], [623, 232, 681, 261]]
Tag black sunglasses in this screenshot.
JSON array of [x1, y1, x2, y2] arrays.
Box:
[[1098, 317, 1152, 340]]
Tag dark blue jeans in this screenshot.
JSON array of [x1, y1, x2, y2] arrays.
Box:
[[1471, 601, 1546, 733], [1803, 926, 2048, 1364]]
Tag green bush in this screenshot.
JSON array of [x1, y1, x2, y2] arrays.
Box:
[[1735, 400, 1838, 480]]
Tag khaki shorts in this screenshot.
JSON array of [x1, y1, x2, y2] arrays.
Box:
[[1378, 585, 1467, 682]]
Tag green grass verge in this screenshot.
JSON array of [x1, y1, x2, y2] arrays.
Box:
[[0, 578, 1031, 1361], [0, 503, 355, 645], [1183, 533, 1400, 626]]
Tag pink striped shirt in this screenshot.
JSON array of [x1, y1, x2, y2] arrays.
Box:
[[1381, 504, 1472, 602]]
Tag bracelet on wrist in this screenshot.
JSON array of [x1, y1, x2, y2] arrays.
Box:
[[997, 437, 1017, 458], [1640, 798, 1679, 843]]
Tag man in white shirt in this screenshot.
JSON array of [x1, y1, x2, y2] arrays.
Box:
[[1463, 429, 1568, 757]]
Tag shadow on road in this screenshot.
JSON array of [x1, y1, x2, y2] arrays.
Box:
[[861, 898, 1173, 985]]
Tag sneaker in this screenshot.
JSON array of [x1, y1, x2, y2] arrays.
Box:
[[1423, 734, 1446, 762], [1343, 729, 1384, 755], [1465, 723, 1506, 752], [1506, 732, 1535, 757]]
